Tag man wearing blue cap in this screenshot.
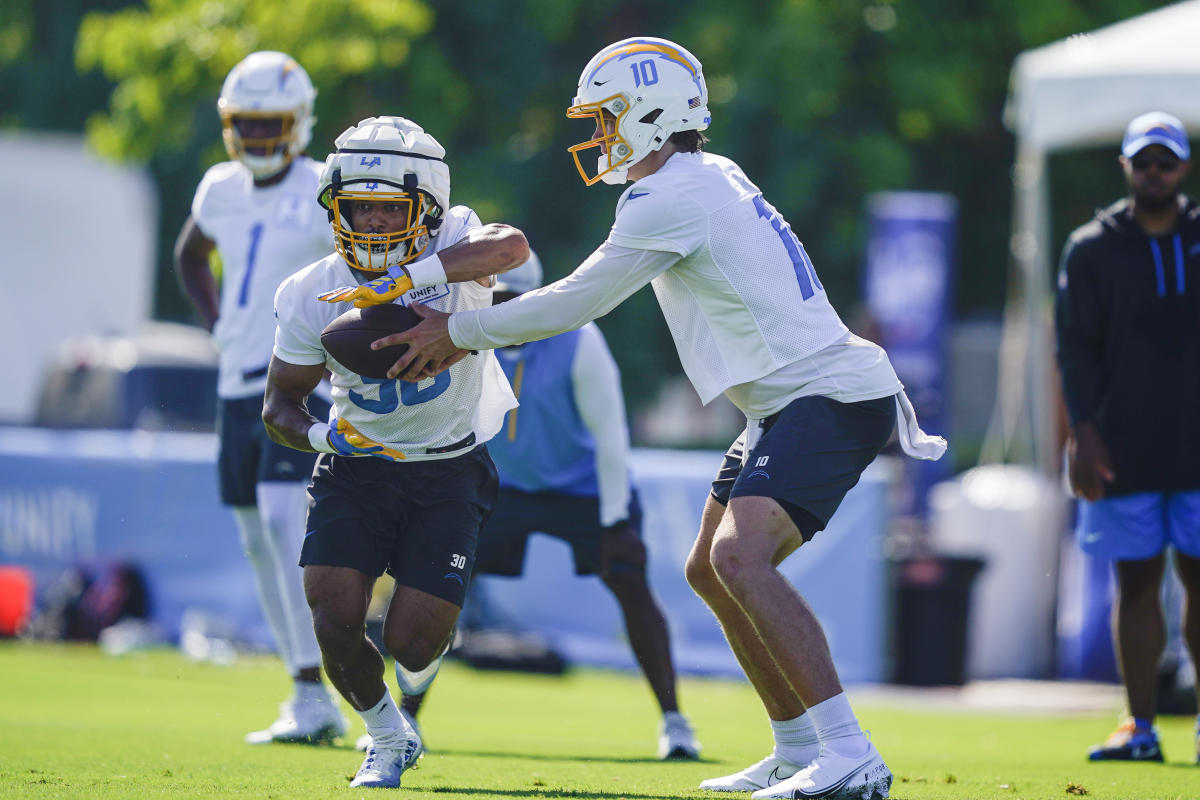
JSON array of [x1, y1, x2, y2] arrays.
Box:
[[1056, 111, 1200, 764]]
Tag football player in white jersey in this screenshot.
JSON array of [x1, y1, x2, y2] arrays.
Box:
[[263, 115, 526, 789], [174, 51, 345, 746], [348, 38, 948, 800]]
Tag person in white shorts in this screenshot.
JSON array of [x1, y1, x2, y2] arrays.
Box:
[[175, 50, 343, 745]]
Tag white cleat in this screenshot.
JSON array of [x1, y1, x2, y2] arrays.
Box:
[[699, 753, 804, 792], [356, 709, 424, 755], [750, 743, 891, 800], [245, 695, 346, 745], [349, 729, 423, 789], [658, 712, 701, 760]]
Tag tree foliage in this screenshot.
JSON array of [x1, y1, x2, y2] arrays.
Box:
[[76, 0, 433, 162]]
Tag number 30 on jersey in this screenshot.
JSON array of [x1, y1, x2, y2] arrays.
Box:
[[348, 373, 451, 413]]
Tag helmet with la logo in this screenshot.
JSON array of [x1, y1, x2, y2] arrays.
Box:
[[317, 116, 451, 273], [567, 37, 710, 186], [218, 51, 316, 179]]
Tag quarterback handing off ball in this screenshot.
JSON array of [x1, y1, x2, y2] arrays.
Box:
[[320, 303, 420, 379]]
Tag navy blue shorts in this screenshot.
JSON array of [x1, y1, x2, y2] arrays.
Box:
[[300, 446, 498, 607], [475, 489, 645, 576], [711, 395, 896, 540], [216, 394, 330, 506]]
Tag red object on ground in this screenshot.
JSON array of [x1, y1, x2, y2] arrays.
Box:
[[0, 566, 34, 636]]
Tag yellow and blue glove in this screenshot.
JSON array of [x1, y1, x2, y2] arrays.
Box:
[[317, 267, 413, 308], [327, 417, 407, 461]]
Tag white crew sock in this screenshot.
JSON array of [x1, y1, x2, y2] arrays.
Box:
[[770, 712, 820, 765], [359, 689, 410, 742], [806, 693, 869, 758]]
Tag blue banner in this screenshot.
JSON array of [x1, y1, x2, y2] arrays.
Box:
[[865, 192, 956, 513]]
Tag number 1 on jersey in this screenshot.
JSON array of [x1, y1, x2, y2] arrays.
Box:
[[237, 222, 264, 307], [752, 195, 822, 300]]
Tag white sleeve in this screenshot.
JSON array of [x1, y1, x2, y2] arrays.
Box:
[[571, 325, 631, 527], [271, 277, 326, 366], [190, 180, 214, 236], [448, 243, 680, 350], [190, 164, 228, 237], [607, 187, 707, 256]]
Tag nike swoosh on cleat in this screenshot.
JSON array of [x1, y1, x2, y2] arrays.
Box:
[[627, 191, 650, 200], [791, 757, 878, 799], [766, 766, 793, 786]]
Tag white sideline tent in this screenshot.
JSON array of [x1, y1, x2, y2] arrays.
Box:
[[991, 0, 1200, 471]]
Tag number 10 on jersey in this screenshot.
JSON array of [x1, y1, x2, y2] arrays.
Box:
[[753, 194, 823, 300]]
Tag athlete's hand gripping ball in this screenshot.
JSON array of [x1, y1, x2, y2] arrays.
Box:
[[317, 267, 413, 308], [327, 417, 407, 461]]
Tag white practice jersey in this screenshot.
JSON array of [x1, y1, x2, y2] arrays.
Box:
[[273, 206, 517, 460], [610, 151, 871, 405], [191, 157, 333, 399], [451, 151, 901, 418]]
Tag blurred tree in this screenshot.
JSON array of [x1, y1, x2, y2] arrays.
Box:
[[75, 0, 434, 320], [68, 0, 1174, 427], [0, 0, 129, 131]]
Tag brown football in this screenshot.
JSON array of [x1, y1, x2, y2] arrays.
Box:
[[320, 303, 421, 380]]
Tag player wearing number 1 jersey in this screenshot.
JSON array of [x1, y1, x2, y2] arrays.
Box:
[[174, 51, 344, 745], [263, 115, 526, 789], [373, 38, 948, 800]]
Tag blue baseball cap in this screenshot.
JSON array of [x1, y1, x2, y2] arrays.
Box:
[[1122, 112, 1190, 160]]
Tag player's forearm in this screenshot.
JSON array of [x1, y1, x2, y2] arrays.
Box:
[[263, 358, 327, 452], [174, 218, 220, 330], [177, 257, 220, 331], [571, 326, 633, 525], [263, 397, 322, 452], [409, 223, 528, 287], [448, 243, 674, 350]]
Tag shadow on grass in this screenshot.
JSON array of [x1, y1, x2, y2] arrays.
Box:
[[405, 788, 683, 799], [417, 747, 713, 765]]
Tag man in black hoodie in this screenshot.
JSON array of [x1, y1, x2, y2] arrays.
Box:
[[1056, 111, 1200, 765]]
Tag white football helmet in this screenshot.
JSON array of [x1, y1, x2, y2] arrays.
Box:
[[567, 37, 710, 186], [318, 116, 451, 273], [218, 51, 316, 179]]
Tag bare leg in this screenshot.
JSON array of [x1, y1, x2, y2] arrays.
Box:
[[1113, 554, 1167, 722], [381, 584, 461, 673], [707, 496, 840, 707], [303, 565, 382, 711], [685, 495, 806, 720], [603, 567, 679, 713], [401, 691, 427, 719], [1172, 552, 1200, 714]]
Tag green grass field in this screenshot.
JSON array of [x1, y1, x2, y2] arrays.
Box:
[[0, 642, 1195, 800]]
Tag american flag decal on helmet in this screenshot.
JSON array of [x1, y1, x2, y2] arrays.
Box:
[[688, 96, 702, 109]]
